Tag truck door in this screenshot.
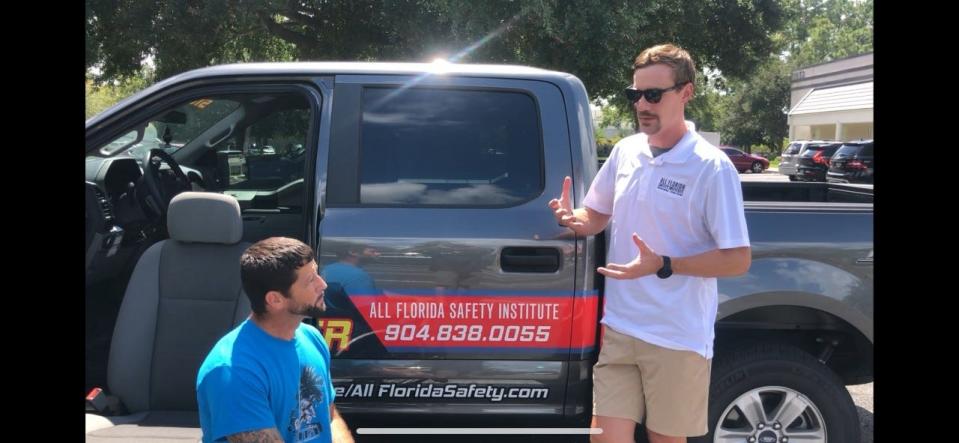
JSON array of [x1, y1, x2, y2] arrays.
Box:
[[314, 74, 581, 423]]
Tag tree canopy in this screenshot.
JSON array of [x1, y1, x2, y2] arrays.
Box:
[[87, 0, 788, 99]]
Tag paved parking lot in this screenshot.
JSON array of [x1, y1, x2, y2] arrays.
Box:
[[850, 382, 874, 443]]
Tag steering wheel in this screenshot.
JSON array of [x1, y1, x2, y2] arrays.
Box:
[[140, 148, 191, 221]]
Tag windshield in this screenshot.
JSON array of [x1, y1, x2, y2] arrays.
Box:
[[98, 98, 241, 159]]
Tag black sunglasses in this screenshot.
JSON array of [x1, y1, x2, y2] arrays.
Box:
[[624, 82, 689, 104]]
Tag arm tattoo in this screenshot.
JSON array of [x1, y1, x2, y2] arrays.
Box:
[[227, 428, 284, 443]]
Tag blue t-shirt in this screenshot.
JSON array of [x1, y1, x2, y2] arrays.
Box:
[[197, 319, 335, 442]]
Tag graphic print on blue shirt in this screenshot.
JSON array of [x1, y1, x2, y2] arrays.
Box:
[[289, 365, 326, 441]]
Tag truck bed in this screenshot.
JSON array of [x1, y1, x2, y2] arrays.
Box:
[[742, 181, 873, 204]]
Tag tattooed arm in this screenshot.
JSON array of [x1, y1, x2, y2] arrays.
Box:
[[227, 428, 284, 443]]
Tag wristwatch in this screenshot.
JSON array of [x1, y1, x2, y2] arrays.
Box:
[[656, 255, 673, 279]]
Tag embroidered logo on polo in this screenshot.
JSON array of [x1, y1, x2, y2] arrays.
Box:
[[656, 177, 686, 197]]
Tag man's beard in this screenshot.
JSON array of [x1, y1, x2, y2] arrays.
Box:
[[290, 299, 326, 318]]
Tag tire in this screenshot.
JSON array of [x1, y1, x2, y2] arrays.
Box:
[[751, 162, 764, 173], [690, 343, 860, 443], [787, 175, 797, 182]]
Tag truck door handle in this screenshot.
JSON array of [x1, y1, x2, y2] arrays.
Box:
[[501, 247, 560, 273]]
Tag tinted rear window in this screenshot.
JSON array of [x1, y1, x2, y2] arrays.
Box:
[[784, 143, 802, 154], [358, 87, 543, 206], [801, 143, 838, 156], [833, 144, 866, 158]]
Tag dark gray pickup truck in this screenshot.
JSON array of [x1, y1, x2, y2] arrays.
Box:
[[85, 62, 872, 442]]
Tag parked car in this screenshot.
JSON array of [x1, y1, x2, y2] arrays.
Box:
[[721, 146, 769, 173], [796, 142, 842, 182], [779, 140, 840, 181], [828, 140, 874, 184]]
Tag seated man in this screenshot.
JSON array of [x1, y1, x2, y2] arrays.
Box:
[[196, 237, 353, 442]]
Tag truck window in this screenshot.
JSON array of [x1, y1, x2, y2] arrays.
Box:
[[358, 87, 543, 206]]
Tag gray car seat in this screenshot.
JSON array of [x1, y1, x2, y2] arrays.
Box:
[[85, 192, 252, 442]]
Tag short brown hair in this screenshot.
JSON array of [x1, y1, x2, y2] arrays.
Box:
[[633, 43, 696, 86], [241, 237, 315, 314]]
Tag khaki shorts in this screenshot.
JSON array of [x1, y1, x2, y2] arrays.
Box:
[[592, 325, 712, 437]]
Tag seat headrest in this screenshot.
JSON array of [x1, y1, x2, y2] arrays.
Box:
[[167, 192, 243, 244]]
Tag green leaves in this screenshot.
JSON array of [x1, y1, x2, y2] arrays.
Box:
[[87, 0, 786, 100]]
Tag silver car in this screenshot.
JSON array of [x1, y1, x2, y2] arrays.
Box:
[[779, 140, 840, 181]]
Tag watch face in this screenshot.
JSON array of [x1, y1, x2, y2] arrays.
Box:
[[657, 257, 671, 278]]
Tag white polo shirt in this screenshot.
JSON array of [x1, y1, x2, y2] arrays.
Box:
[[583, 130, 750, 358]]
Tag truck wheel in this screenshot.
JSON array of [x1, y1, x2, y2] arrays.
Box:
[[691, 343, 860, 443]]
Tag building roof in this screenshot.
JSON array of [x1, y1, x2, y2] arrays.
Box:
[[789, 81, 873, 115]]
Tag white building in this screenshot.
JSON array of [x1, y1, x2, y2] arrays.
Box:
[[788, 52, 873, 141]]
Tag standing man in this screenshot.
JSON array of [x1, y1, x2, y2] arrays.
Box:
[[549, 43, 752, 443], [197, 237, 353, 443]]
